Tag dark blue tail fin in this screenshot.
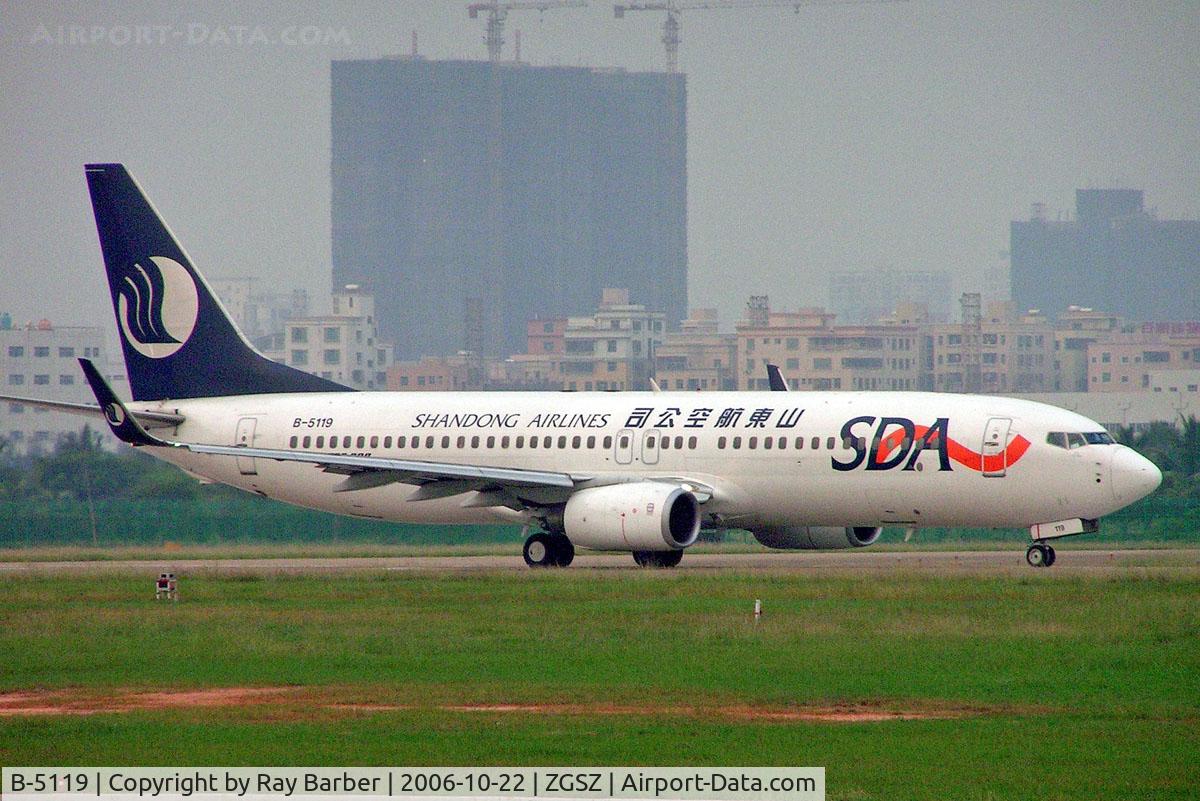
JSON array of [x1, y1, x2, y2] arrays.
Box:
[[85, 164, 351, 400]]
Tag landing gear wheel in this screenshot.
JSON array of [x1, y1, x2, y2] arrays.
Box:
[[632, 550, 684, 568], [548, 533, 574, 567], [1026, 543, 1049, 568], [523, 532, 555, 568], [1044, 545, 1056, 567]]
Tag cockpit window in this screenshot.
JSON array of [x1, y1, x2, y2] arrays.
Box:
[[1067, 432, 1086, 449], [1084, 431, 1114, 445], [1046, 432, 1068, 449]]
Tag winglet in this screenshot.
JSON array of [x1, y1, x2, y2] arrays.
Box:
[[78, 358, 170, 447], [766, 363, 789, 392]]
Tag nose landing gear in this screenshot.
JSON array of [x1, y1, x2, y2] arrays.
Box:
[[1026, 542, 1056, 568]]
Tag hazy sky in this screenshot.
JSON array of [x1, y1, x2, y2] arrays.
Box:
[[1, 0, 1197, 334]]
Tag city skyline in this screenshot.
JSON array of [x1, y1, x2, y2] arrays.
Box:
[[1, 1, 1198, 335]]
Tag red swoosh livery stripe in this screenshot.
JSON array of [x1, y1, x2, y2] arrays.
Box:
[[875, 425, 1031, 472]]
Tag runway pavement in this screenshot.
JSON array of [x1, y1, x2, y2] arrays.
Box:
[[1, 548, 1196, 577]]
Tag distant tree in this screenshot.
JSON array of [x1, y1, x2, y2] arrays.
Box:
[[1111, 424, 1137, 447], [1133, 421, 1181, 474], [1176, 415, 1200, 479]]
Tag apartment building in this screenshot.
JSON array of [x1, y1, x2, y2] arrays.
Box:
[[264, 285, 393, 390], [654, 309, 737, 392], [1086, 322, 1200, 393], [1, 319, 129, 453], [735, 299, 924, 392]]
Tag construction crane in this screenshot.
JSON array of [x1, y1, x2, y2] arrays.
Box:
[[468, 1, 589, 63], [614, 0, 905, 73]]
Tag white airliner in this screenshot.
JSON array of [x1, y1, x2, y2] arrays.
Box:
[[2, 164, 1163, 568]]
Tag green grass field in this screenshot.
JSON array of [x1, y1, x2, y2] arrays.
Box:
[[1, 568, 1197, 800]]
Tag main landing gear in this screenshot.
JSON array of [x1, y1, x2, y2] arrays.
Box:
[[1026, 542, 1057, 568], [523, 531, 574, 568], [632, 550, 684, 569]]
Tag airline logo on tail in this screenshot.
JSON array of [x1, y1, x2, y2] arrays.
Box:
[[115, 255, 199, 358]]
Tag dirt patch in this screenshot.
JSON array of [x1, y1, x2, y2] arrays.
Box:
[[0, 687, 303, 717], [435, 701, 975, 723], [0, 687, 998, 723]]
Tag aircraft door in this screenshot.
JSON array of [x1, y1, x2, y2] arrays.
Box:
[[234, 417, 258, 476], [641, 430, 660, 465], [981, 417, 1012, 477], [614, 429, 635, 465]]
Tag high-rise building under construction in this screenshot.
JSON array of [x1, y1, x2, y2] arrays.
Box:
[[331, 58, 687, 359]]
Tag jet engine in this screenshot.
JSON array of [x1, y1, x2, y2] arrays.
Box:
[[751, 525, 882, 550], [562, 482, 701, 552]]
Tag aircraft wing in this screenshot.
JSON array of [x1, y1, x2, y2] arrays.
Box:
[[766, 363, 789, 391], [0, 392, 185, 429], [77, 357, 715, 508]]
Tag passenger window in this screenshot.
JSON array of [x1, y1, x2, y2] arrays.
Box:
[[316, 436, 325, 448], [356, 436, 365, 448], [826, 436, 836, 450], [343, 436, 351, 448], [441, 436, 450, 448], [544, 436, 552, 448], [619, 436, 629, 449], [528, 436, 537, 449], [558, 436, 567, 448], [688, 436, 697, 449], [674, 436, 683, 449], [748, 437, 758, 449], [425, 436, 434, 448], [646, 436, 656, 448], [732, 436, 742, 449], [397, 436, 406, 448], [384, 436, 392, 448], [502, 436, 510, 448], [471, 436, 480, 448], [370, 436, 379, 448], [718, 436, 727, 449], [487, 436, 495, 448], [289, 435, 298, 448], [302, 436, 311, 448], [457, 436, 466, 448], [1067, 432, 1086, 449], [777, 436, 786, 450], [572, 436, 581, 449], [330, 439, 338, 451], [587, 435, 596, 448], [603, 436, 613, 449], [764, 437, 772, 450], [411, 437, 419, 449], [516, 436, 524, 448], [795, 437, 804, 450], [1046, 432, 1068, 449], [661, 437, 670, 450], [842, 436, 854, 449], [811, 436, 820, 450]]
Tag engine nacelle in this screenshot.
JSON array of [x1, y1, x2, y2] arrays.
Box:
[[752, 525, 882, 550], [562, 483, 701, 552]]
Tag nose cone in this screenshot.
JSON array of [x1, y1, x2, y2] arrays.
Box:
[[1110, 446, 1162, 507]]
